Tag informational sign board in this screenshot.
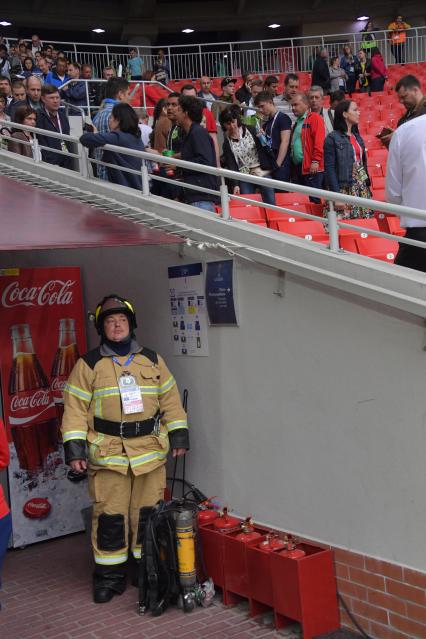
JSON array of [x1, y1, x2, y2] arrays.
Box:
[[168, 263, 209, 356], [205, 260, 238, 326], [0, 267, 90, 547]]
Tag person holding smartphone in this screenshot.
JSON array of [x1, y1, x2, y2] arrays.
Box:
[[377, 75, 426, 147]]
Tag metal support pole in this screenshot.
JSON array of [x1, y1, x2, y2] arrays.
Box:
[[141, 162, 150, 195], [260, 41, 265, 74], [167, 47, 172, 80], [85, 82, 90, 120], [198, 45, 204, 78], [220, 178, 230, 220], [78, 143, 89, 178], [327, 200, 340, 252], [32, 137, 41, 163]]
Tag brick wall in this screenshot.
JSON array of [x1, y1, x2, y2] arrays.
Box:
[[333, 548, 426, 639]]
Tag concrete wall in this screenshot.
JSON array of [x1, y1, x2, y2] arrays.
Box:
[[2, 244, 425, 571]]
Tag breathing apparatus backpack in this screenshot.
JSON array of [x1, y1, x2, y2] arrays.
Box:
[[137, 463, 214, 616], [137, 389, 214, 616]]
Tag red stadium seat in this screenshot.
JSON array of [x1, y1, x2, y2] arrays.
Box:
[[368, 164, 385, 177], [355, 238, 399, 263], [266, 207, 310, 230], [231, 193, 263, 205], [371, 176, 386, 190], [339, 236, 359, 254], [338, 218, 380, 239], [276, 220, 328, 243], [228, 206, 266, 224], [275, 192, 311, 206], [363, 135, 383, 151], [372, 189, 386, 202], [383, 216, 406, 237]]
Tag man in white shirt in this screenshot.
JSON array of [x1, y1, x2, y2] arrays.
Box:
[[386, 114, 426, 272], [197, 76, 218, 111]]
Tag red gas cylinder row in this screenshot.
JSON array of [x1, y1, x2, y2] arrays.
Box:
[[198, 504, 306, 557], [197, 503, 339, 639]]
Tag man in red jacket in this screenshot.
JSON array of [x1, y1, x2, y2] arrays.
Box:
[[0, 419, 12, 609], [290, 92, 326, 203]]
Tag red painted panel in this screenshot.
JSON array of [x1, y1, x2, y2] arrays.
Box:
[[0, 176, 182, 250]]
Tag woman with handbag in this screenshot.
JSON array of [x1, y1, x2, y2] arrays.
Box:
[[220, 106, 276, 205], [324, 100, 373, 219]]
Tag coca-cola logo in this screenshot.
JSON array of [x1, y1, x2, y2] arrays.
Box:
[[1, 280, 75, 308], [23, 498, 52, 519], [51, 378, 66, 392], [10, 390, 51, 412]]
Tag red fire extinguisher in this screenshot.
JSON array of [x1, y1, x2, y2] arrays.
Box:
[[213, 507, 240, 532], [280, 536, 306, 559], [197, 499, 220, 526], [234, 517, 263, 543], [258, 533, 288, 552]]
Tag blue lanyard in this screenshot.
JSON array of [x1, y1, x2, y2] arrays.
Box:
[[112, 354, 135, 367]]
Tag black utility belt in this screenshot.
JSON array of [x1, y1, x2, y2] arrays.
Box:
[[94, 412, 162, 439]]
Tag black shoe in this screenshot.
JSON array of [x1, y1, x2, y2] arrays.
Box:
[[94, 587, 118, 604], [93, 566, 127, 603]]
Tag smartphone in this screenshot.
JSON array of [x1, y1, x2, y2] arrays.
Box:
[[376, 126, 393, 139]]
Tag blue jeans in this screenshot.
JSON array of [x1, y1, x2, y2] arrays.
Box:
[[271, 162, 291, 193], [239, 180, 276, 206], [191, 201, 217, 213], [0, 513, 12, 595]]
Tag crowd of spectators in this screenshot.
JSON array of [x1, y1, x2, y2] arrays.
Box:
[[0, 31, 425, 268]]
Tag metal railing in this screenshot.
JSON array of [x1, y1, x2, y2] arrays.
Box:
[[4, 27, 426, 80], [1, 118, 426, 262]]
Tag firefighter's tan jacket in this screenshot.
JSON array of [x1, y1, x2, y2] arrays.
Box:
[[61, 346, 188, 476]]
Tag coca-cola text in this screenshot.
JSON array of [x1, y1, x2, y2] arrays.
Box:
[[1, 280, 75, 308]]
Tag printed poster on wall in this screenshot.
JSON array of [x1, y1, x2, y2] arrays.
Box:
[[168, 263, 209, 356], [0, 267, 90, 547], [206, 260, 238, 326]]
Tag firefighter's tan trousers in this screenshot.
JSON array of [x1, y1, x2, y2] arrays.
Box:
[[88, 465, 166, 566]]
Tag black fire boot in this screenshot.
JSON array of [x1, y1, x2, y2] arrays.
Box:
[[93, 565, 127, 604]]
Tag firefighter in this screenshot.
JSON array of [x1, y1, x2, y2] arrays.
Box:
[[61, 295, 188, 603]]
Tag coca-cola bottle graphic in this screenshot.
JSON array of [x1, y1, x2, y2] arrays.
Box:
[[50, 318, 80, 429], [8, 324, 58, 472]]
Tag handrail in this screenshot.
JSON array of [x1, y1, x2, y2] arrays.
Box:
[[4, 26, 426, 81], [1, 118, 426, 258], [4, 25, 426, 51]]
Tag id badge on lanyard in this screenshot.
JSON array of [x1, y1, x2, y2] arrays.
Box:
[[118, 373, 144, 415], [56, 113, 68, 154]]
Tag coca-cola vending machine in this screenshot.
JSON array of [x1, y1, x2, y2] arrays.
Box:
[[0, 267, 90, 547]]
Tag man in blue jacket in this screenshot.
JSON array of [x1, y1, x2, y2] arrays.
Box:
[[61, 61, 87, 114], [36, 84, 72, 169], [45, 57, 70, 88]]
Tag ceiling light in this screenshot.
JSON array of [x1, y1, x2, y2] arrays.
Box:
[[356, 15, 370, 21], [0, 21, 12, 26], [182, 28, 194, 34], [223, 54, 228, 58], [92, 28, 105, 33], [268, 23, 281, 29]]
